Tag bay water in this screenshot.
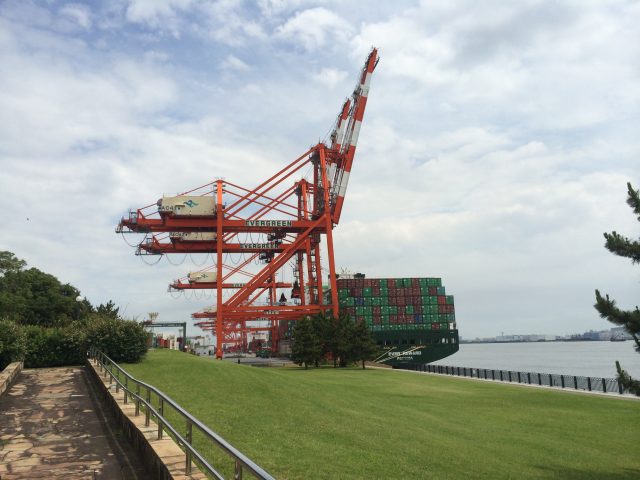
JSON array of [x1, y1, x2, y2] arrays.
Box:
[[432, 341, 640, 378]]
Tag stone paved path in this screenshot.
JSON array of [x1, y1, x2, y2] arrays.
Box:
[[0, 367, 148, 479]]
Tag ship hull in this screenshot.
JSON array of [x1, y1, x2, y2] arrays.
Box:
[[373, 329, 459, 366]]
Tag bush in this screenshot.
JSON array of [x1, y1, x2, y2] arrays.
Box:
[[85, 315, 148, 363], [23, 324, 86, 368], [0, 319, 25, 370]]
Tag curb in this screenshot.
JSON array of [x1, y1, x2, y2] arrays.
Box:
[[0, 361, 23, 397]]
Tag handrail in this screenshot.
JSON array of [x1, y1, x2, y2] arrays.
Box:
[[88, 348, 276, 480]]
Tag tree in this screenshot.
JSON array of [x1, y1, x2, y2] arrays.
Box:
[[0, 251, 26, 275], [95, 300, 120, 319], [310, 311, 332, 366], [330, 312, 357, 367], [350, 318, 379, 369], [594, 182, 640, 396], [291, 317, 322, 369]]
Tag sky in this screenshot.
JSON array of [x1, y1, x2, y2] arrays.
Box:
[[0, 0, 638, 339]]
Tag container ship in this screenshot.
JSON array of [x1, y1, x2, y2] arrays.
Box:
[[337, 275, 459, 367]]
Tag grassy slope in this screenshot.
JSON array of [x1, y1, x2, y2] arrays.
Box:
[[124, 350, 640, 480]]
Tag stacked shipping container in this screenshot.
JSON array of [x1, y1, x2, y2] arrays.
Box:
[[337, 277, 455, 332]]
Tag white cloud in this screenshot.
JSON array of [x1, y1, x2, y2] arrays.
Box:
[[221, 54, 251, 72], [126, 0, 195, 25], [312, 67, 347, 89], [1, 0, 639, 342], [60, 4, 92, 29], [275, 7, 353, 50]]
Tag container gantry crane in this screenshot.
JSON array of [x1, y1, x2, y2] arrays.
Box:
[[117, 49, 379, 358]]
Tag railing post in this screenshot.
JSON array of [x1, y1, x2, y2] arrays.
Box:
[[124, 377, 128, 404], [517, 372, 521, 383], [499, 370, 503, 381], [587, 377, 592, 391], [185, 421, 193, 474], [574, 376, 578, 390], [235, 459, 244, 480], [602, 378, 606, 393], [618, 380, 623, 395], [549, 375, 553, 387], [561, 375, 565, 388], [158, 398, 164, 439], [135, 384, 140, 416], [538, 373, 541, 385], [527, 372, 531, 384], [145, 388, 151, 426], [491, 370, 495, 381]]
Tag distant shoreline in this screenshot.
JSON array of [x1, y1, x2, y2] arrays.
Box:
[[460, 339, 627, 345]]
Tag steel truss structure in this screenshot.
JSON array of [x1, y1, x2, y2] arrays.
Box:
[[117, 49, 378, 358]]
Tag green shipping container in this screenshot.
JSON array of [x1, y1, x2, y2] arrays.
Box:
[[446, 295, 454, 305], [363, 288, 373, 297], [405, 305, 414, 314]]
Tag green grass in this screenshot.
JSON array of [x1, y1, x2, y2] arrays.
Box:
[[124, 349, 640, 480]]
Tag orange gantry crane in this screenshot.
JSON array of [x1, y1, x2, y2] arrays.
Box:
[[117, 49, 379, 358]]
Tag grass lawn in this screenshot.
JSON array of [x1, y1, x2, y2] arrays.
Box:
[[123, 349, 640, 480]]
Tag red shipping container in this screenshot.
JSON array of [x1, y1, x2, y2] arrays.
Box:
[[414, 305, 423, 314], [438, 296, 446, 305], [412, 278, 420, 287], [412, 287, 420, 296], [373, 306, 381, 315], [373, 317, 381, 325], [432, 323, 440, 330], [386, 279, 394, 288], [372, 286, 380, 295], [448, 305, 455, 314], [390, 315, 397, 324], [428, 286, 437, 295], [438, 305, 448, 314]]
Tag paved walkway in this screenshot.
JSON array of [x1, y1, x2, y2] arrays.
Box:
[[0, 367, 148, 479]]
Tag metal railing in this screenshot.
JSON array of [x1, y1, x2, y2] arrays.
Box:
[[407, 363, 630, 395], [88, 348, 276, 480]]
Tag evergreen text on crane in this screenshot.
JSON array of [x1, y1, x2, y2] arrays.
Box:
[[245, 220, 292, 227]]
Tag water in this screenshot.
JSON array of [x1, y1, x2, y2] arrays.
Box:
[[432, 341, 640, 378]]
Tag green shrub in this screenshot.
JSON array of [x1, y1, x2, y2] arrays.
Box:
[[85, 315, 148, 363], [0, 319, 25, 370], [23, 324, 86, 368]]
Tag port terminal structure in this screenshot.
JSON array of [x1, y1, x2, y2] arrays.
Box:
[[117, 49, 379, 358]]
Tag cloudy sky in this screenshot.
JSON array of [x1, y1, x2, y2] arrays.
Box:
[[1, 0, 638, 339]]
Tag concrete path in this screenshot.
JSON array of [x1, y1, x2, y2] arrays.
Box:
[[0, 366, 148, 479]]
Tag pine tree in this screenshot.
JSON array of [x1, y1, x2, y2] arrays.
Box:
[[350, 317, 379, 369], [291, 317, 322, 369], [594, 182, 640, 396]]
